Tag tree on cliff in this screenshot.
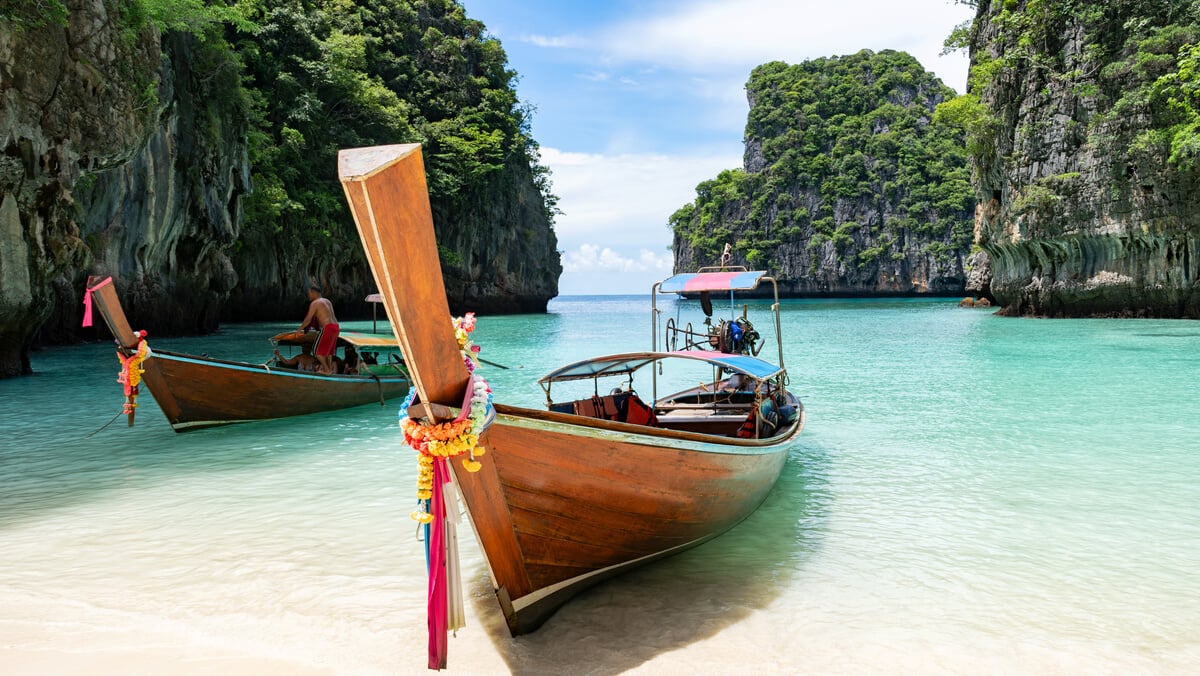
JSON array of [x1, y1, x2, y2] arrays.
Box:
[[225, 0, 560, 317]]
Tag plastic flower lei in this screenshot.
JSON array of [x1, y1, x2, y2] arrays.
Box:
[[454, 312, 482, 372], [116, 330, 151, 424], [399, 314, 493, 523]]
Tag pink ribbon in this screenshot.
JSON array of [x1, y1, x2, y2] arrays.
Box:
[[427, 457, 451, 670], [81, 277, 113, 327]]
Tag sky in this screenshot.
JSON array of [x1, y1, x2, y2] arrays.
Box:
[[460, 0, 977, 295]]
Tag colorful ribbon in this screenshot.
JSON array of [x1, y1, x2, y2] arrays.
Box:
[[426, 457, 451, 670], [81, 277, 113, 328]]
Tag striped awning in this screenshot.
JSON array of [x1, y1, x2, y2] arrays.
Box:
[[538, 350, 783, 384], [657, 270, 766, 293]]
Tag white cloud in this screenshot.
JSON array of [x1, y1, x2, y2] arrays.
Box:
[[563, 244, 673, 274], [532, 0, 974, 93], [540, 145, 741, 250], [498, 1, 977, 294], [542, 146, 740, 294], [558, 246, 674, 295], [525, 33, 580, 49]]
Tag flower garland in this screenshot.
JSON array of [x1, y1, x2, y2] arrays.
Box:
[[454, 312, 481, 372], [399, 314, 493, 523], [116, 330, 151, 424]]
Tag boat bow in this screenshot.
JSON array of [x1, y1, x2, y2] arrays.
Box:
[[338, 144, 469, 417]]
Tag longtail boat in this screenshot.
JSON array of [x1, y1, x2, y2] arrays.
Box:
[[83, 276, 410, 432], [338, 144, 804, 664]]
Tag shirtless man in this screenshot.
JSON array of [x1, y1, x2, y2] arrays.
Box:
[[299, 285, 340, 374]]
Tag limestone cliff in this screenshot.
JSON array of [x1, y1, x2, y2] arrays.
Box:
[[671, 51, 974, 296], [967, 0, 1200, 317], [0, 1, 226, 377], [432, 152, 563, 315], [223, 147, 560, 321]]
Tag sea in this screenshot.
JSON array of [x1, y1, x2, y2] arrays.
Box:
[[1, 295, 1197, 675]]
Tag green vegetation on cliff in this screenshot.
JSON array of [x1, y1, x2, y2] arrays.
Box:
[[956, 0, 1200, 223], [956, 0, 1200, 316], [224, 0, 555, 285], [58, 0, 554, 301], [671, 50, 973, 287], [0, 0, 559, 378]]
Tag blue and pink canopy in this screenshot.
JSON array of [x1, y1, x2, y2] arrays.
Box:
[[539, 350, 783, 384], [657, 270, 766, 293]]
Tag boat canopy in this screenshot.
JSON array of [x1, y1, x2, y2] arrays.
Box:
[[338, 331, 399, 348], [271, 330, 398, 349], [538, 350, 783, 385], [657, 270, 766, 293]]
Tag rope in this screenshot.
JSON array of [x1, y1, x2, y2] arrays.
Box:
[[371, 372, 385, 406], [85, 408, 127, 439]]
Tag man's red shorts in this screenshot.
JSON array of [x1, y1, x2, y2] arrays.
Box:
[[315, 323, 340, 357]]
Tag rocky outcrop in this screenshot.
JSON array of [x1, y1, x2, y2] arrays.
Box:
[[671, 51, 974, 296], [1, 6, 249, 375], [74, 30, 250, 337], [224, 148, 560, 320], [967, 0, 1200, 317]]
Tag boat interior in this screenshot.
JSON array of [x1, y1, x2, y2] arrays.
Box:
[[270, 329, 408, 377], [545, 371, 799, 440]]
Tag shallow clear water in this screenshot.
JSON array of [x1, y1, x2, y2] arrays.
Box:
[[1, 297, 1197, 674]]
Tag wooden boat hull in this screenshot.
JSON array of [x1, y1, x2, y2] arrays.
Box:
[[337, 143, 805, 638], [137, 350, 409, 432], [452, 403, 804, 635]]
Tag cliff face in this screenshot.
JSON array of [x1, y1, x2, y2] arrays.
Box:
[[434, 152, 562, 315], [73, 30, 250, 338], [0, 6, 249, 379], [0, 2, 181, 376], [224, 148, 559, 320], [211, 0, 561, 322], [671, 51, 974, 295], [968, 0, 1200, 317]]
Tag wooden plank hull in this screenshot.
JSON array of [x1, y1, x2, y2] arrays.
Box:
[[452, 404, 802, 635], [138, 351, 409, 432]]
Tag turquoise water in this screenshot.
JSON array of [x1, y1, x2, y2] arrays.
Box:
[[1, 297, 1197, 674]]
